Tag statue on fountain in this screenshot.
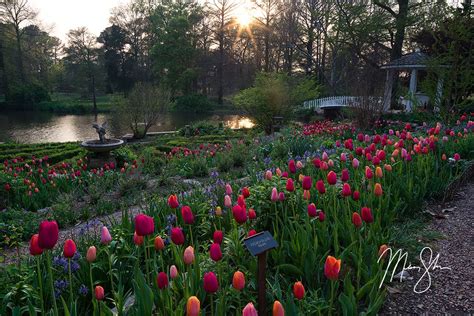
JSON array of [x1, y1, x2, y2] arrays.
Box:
[[92, 122, 108, 143]]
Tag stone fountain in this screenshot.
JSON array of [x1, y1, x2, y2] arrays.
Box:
[[81, 122, 124, 168]]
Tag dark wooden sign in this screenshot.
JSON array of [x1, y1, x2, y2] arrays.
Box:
[[243, 231, 278, 315], [243, 231, 278, 256]]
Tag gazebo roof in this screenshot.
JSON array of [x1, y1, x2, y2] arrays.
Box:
[[381, 50, 430, 70]]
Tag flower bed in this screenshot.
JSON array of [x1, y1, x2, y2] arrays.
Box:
[[1, 116, 473, 315]]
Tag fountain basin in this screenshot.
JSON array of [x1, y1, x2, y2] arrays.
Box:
[[81, 139, 124, 153]]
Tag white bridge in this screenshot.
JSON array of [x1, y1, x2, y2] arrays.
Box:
[[303, 96, 383, 110]]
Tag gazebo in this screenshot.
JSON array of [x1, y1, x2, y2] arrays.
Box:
[[381, 49, 444, 112]]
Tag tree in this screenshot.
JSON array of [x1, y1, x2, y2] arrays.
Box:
[[209, 0, 238, 104], [151, 1, 203, 96], [63, 27, 101, 112], [0, 0, 37, 83], [98, 24, 130, 93], [122, 82, 170, 139], [233, 72, 292, 134]]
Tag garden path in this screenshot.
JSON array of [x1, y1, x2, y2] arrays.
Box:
[[381, 181, 474, 314]]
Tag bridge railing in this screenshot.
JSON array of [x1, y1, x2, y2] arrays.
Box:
[[303, 96, 382, 110]]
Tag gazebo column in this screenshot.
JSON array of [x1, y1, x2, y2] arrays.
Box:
[[383, 69, 394, 112], [434, 76, 444, 112], [406, 68, 418, 112]]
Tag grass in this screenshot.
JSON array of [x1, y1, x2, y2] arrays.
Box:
[[36, 93, 120, 114]]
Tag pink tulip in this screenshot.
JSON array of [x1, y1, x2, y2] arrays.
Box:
[[271, 188, 278, 202], [101, 226, 112, 245]]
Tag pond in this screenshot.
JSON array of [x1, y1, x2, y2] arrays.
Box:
[[0, 111, 254, 144]]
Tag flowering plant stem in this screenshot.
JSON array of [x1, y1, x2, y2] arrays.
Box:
[[329, 280, 336, 316], [143, 237, 150, 284], [46, 250, 59, 316], [36, 257, 45, 315], [68, 258, 73, 308]]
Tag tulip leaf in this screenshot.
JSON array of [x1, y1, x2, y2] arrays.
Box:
[[276, 263, 303, 277]]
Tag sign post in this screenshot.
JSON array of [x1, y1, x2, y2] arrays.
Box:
[[243, 231, 278, 315]]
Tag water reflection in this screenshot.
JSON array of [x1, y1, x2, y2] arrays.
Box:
[[0, 111, 254, 144]]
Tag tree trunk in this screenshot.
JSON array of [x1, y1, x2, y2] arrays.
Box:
[[218, 33, 224, 105], [0, 39, 9, 101], [15, 27, 25, 83], [91, 73, 97, 113], [391, 0, 408, 60]]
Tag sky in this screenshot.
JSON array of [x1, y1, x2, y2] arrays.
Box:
[[29, 0, 126, 41]]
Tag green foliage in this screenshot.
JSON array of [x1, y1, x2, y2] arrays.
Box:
[[215, 153, 233, 172], [178, 121, 228, 137], [173, 94, 215, 113]]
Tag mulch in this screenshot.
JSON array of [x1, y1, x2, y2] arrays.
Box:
[[381, 180, 474, 315]]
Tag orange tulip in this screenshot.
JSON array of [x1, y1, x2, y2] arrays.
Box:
[[232, 271, 245, 291], [273, 300, 285, 316], [375, 166, 383, 178], [186, 296, 200, 316], [324, 256, 341, 280], [374, 183, 383, 196], [154, 236, 165, 251], [378, 244, 389, 259]]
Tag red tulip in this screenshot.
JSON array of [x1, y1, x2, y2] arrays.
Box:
[[95, 285, 105, 300], [454, 153, 460, 161], [279, 192, 285, 201], [210, 243, 222, 262], [374, 183, 383, 196], [232, 271, 245, 290], [293, 281, 305, 300], [288, 160, 296, 173], [316, 180, 326, 194], [168, 194, 179, 208], [307, 203, 317, 217], [4, 183, 11, 191], [157, 272, 169, 289], [203, 272, 219, 293], [361, 207, 373, 223], [365, 166, 373, 179], [133, 231, 144, 245], [237, 194, 246, 208], [181, 206, 195, 225], [63, 239, 77, 258], [248, 230, 257, 237], [341, 183, 351, 197], [273, 300, 285, 316], [213, 230, 223, 244], [232, 205, 247, 224], [302, 176, 312, 190], [286, 178, 295, 192], [318, 210, 325, 222], [243, 303, 258, 316], [242, 187, 250, 198], [352, 212, 362, 228], [324, 256, 341, 280], [171, 227, 185, 245], [38, 220, 59, 249], [352, 190, 360, 201], [154, 236, 165, 250], [248, 208, 256, 219], [341, 168, 349, 182], [135, 214, 155, 236], [327, 171, 337, 185], [29, 234, 43, 256]]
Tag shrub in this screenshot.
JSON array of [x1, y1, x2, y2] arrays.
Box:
[[216, 153, 233, 172], [114, 147, 138, 166], [173, 94, 215, 113], [230, 144, 247, 168], [142, 147, 165, 175]]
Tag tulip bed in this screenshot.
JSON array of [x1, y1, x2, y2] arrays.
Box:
[[1, 115, 473, 315]]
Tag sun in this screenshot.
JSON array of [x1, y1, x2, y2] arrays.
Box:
[[234, 7, 253, 27]]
